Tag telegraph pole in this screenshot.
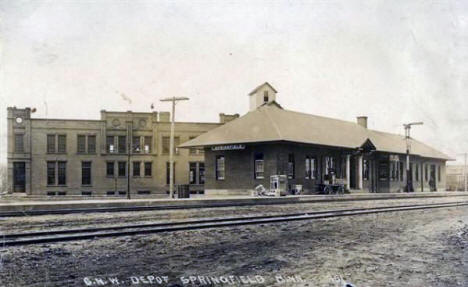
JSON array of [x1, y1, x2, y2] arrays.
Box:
[[160, 96, 189, 199], [127, 120, 132, 200], [404, 122, 423, 192]]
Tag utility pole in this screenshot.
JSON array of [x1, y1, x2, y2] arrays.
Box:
[[403, 122, 423, 192], [160, 96, 189, 199], [127, 120, 132, 200]]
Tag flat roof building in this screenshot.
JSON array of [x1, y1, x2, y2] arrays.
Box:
[[7, 107, 238, 197], [180, 83, 451, 195]]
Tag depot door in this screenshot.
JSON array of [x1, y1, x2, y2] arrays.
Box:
[[13, 162, 26, 192]]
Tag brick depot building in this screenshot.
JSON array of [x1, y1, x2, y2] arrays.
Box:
[[7, 107, 238, 197], [180, 83, 451, 195]]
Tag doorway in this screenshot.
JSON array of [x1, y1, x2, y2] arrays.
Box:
[[13, 162, 26, 192]]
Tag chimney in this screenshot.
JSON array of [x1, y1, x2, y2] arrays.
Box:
[[357, 116, 368, 128], [219, 113, 240, 124], [100, 109, 107, 120]]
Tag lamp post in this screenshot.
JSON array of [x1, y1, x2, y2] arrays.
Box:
[[160, 96, 189, 199], [403, 122, 423, 192]]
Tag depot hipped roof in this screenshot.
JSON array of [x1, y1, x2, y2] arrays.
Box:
[[180, 102, 451, 160]]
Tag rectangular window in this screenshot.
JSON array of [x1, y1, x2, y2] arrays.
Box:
[[118, 136, 126, 153], [189, 162, 197, 184], [287, 153, 295, 179], [162, 136, 170, 154], [47, 161, 56, 185], [106, 162, 114, 177], [133, 136, 141, 153], [47, 135, 56, 153], [77, 135, 86, 153], [399, 162, 404, 181], [15, 134, 24, 153], [133, 161, 141, 177], [106, 136, 115, 153], [118, 161, 126, 177], [81, 161, 91, 185], [199, 162, 205, 184], [57, 135, 66, 153], [144, 136, 152, 153], [144, 162, 152, 177], [254, 153, 264, 179], [379, 162, 388, 181], [174, 137, 180, 154], [58, 161, 66, 185], [88, 135, 96, 153], [425, 164, 428, 181], [162, 136, 180, 155], [363, 159, 370, 181], [325, 156, 335, 176], [438, 165, 441, 182], [216, 156, 225, 180], [166, 162, 175, 184], [305, 156, 317, 180], [264, 91, 269, 102]]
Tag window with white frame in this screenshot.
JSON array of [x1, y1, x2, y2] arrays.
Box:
[[216, 155, 225, 180], [144, 136, 152, 153], [106, 136, 115, 153], [305, 156, 316, 180], [325, 156, 335, 175], [254, 153, 264, 179]]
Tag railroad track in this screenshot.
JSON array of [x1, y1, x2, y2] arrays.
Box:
[[2, 201, 468, 247], [3, 193, 468, 217]]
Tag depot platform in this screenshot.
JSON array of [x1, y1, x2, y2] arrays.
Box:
[[0, 192, 467, 216]]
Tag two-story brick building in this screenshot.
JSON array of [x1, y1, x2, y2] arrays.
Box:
[[180, 83, 452, 195], [6, 107, 237, 197]]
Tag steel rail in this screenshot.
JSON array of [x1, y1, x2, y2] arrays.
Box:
[[2, 193, 468, 217], [2, 200, 466, 240], [2, 201, 467, 247]]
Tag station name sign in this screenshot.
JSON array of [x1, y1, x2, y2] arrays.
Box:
[[211, 144, 245, 151]]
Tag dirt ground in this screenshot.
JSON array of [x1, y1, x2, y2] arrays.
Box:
[[0, 203, 467, 287], [0, 197, 464, 233]]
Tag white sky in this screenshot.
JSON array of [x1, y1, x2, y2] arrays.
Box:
[[0, 0, 467, 164]]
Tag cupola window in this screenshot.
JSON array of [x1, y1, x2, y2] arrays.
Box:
[[263, 91, 269, 103]]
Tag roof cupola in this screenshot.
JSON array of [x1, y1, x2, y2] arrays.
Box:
[[248, 82, 277, 111]]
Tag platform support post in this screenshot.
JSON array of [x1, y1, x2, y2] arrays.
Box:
[[346, 154, 351, 191], [358, 155, 363, 190]]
